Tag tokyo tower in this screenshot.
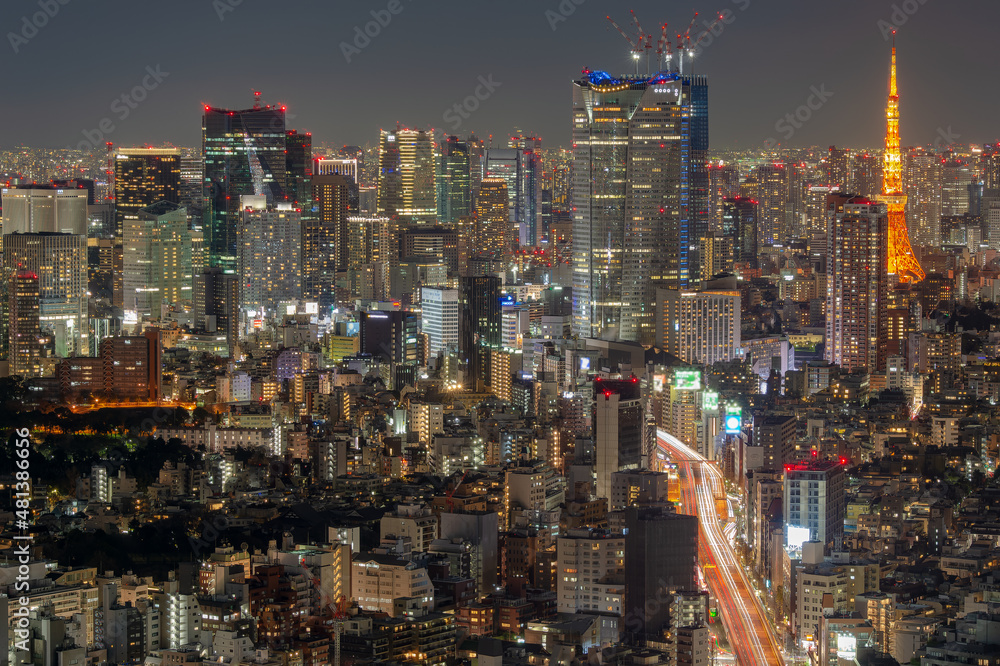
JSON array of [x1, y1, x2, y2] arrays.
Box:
[[879, 35, 925, 283]]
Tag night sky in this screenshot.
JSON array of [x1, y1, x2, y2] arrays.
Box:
[[2, 0, 997, 151]]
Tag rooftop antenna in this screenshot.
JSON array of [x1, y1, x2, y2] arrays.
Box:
[[252, 90, 262, 110]]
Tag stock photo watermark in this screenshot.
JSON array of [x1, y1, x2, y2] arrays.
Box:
[[933, 126, 960, 151], [443, 75, 503, 131], [8, 0, 72, 54], [11, 427, 34, 654], [68, 65, 170, 151], [546, 0, 587, 32], [764, 85, 834, 149], [340, 0, 413, 63], [213, 0, 243, 21]]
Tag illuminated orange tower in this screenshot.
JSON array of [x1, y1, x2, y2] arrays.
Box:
[[879, 35, 924, 282]]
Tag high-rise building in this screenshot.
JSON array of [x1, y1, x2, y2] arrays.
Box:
[[4, 232, 88, 357], [571, 71, 705, 343], [237, 197, 301, 315], [655, 289, 741, 365], [438, 136, 472, 226], [940, 160, 974, 217], [624, 506, 698, 639], [708, 164, 740, 234], [722, 197, 759, 270], [305, 173, 353, 306], [377, 128, 437, 224], [472, 179, 510, 263], [460, 275, 501, 390], [1, 186, 88, 235], [754, 164, 789, 245], [878, 43, 924, 283], [203, 104, 287, 272], [826, 146, 850, 189], [851, 152, 882, 199], [905, 148, 942, 247], [593, 378, 644, 500], [284, 129, 312, 208], [420, 287, 459, 358], [123, 201, 192, 318], [8, 271, 41, 378], [783, 460, 846, 550], [113, 148, 181, 239], [825, 196, 889, 373], [193, 268, 238, 355]]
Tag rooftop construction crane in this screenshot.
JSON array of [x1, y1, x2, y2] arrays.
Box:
[[607, 10, 727, 76]]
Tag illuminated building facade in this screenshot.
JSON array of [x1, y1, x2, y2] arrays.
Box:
[[113, 148, 181, 238], [571, 71, 706, 344], [825, 196, 889, 373], [237, 198, 301, 316], [9, 271, 41, 378], [655, 289, 741, 366], [305, 173, 353, 306], [473, 178, 510, 263], [438, 136, 472, 226], [722, 197, 758, 269], [377, 128, 437, 225], [203, 104, 287, 273], [124, 201, 192, 318], [4, 232, 88, 357]]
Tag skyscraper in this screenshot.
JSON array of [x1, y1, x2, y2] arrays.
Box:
[[708, 164, 740, 234], [722, 197, 759, 270], [376, 128, 437, 225], [572, 70, 704, 343], [594, 378, 644, 500], [878, 41, 924, 283], [1, 186, 88, 235], [472, 179, 510, 263], [284, 129, 313, 208], [905, 148, 942, 247], [305, 173, 353, 306], [8, 271, 41, 378], [460, 275, 501, 390], [438, 136, 472, 226], [113, 147, 181, 239], [238, 198, 301, 315], [193, 268, 238, 355], [825, 195, 889, 373], [203, 104, 287, 272], [123, 201, 192, 318], [4, 233, 88, 357], [754, 164, 789, 245]]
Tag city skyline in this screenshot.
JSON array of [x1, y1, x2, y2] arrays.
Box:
[[1, 0, 997, 151]]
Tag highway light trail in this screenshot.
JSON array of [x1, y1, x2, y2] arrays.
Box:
[[658, 429, 785, 666]]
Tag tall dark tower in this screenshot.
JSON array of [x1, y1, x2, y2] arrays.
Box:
[[202, 103, 287, 272], [722, 197, 759, 270], [439, 136, 472, 225], [285, 129, 313, 209], [625, 506, 699, 640], [306, 173, 353, 306], [460, 275, 501, 391]]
